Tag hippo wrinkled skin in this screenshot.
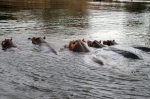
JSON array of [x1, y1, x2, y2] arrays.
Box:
[[28, 36, 57, 55], [66, 39, 90, 52], [1, 38, 19, 51]]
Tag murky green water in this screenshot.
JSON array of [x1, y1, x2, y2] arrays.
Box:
[[0, 0, 150, 99]]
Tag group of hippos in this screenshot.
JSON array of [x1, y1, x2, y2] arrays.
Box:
[[1, 36, 150, 60], [1, 36, 117, 53]]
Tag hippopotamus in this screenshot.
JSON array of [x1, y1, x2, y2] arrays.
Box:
[[28, 36, 57, 55], [103, 40, 117, 46], [108, 47, 140, 59], [133, 46, 150, 52], [87, 40, 105, 48], [66, 39, 90, 52], [1, 38, 19, 51]]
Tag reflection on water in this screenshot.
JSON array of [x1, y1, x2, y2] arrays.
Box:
[[0, 13, 17, 20], [0, 0, 150, 99], [125, 2, 148, 12], [0, 0, 88, 10]]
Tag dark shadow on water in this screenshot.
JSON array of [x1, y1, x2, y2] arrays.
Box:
[[125, 2, 148, 13], [0, 14, 17, 20], [0, 0, 90, 29]]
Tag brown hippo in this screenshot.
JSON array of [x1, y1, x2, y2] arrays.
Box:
[[87, 40, 105, 48], [28, 36, 46, 45], [1, 38, 19, 51], [66, 39, 90, 52], [103, 40, 117, 46], [28, 36, 57, 55]]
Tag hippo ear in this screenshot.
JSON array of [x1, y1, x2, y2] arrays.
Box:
[[113, 40, 115, 42], [10, 38, 13, 41], [43, 36, 46, 40]]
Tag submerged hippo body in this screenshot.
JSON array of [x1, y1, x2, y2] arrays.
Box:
[[68, 40, 90, 52], [1, 38, 19, 51], [29, 36, 57, 54], [109, 47, 140, 59], [133, 46, 150, 52]]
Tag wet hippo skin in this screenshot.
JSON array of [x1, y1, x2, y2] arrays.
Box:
[[29, 36, 57, 55], [68, 39, 90, 52], [28, 36, 46, 45], [88, 40, 105, 48], [103, 40, 117, 46], [108, 47, 140, 59], [1, 38, 18, 50], [133, 46, 150, 52]]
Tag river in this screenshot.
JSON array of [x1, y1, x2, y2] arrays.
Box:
[[0, 0, 150, 99]]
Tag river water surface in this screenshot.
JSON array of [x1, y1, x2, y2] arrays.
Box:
[[0, 0, 150, 99]]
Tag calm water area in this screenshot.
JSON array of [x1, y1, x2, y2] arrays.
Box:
[[0, 0, 150, 99]]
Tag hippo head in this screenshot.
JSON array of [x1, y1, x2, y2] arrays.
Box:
[[69, 40, 90, 52], [28, 36, 46, 45], [1, 38, 17, 50], [103, 40, 116, 46], [87, 40, 94, 47], [103, 41, 107, 45], [68, 40, 76, 50], [87, 40, 104, 48]]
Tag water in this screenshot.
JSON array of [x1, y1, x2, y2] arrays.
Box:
[[0, 0, 150, 99]]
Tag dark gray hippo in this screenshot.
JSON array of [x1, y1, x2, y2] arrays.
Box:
[[87, 40, 105, 48], [133, 46, 150, 52], [67, 39, 104, 64], [28, 36, 57, 55], [108, 47, 140, 59], [67, 39, 90, 52], [1, 38, 19, 51]]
